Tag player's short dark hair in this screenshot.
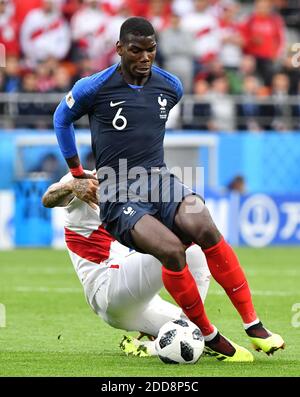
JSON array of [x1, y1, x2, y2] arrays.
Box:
[[119, 17, 156, 43]]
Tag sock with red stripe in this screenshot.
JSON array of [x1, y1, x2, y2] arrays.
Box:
[[162, 265, 214, 336], [203, 237, 257, 324]]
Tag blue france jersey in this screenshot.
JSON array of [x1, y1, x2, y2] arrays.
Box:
[[54, 63, 183, 173]]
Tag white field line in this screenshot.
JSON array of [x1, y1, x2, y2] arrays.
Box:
[[9, 286, 299, 297], [14, 286, 82, 293], [2, 267, 299, 277], [1, 267, 73, 275]]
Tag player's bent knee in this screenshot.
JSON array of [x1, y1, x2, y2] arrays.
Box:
[[159, 241, 186, 271], [194, 223, 221, 248]]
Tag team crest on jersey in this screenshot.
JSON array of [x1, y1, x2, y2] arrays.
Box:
[[66, 91, 75, 109], [158, 94, 167, 120], [123, 206, 136, 216]]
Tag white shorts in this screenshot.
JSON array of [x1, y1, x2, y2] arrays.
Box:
[[68, 245, 210, 337]]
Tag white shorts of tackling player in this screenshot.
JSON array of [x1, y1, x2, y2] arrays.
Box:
[[68, 244, 211, 337]]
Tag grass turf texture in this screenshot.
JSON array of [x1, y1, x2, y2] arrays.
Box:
[[0, 247, 299, 377]]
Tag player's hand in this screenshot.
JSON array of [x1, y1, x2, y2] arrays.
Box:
[[71, 178, 99, 209]]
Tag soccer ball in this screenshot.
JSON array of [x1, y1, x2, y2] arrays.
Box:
[[155, 319, 204, 364]]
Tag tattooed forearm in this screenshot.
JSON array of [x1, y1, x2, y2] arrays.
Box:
[[72, 179, 91, 201], [42, 182, 74, 208], [42, 178, 99, 209]]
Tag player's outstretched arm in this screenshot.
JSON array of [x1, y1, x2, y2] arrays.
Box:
[[42, 178, 99, 209], [53, 76, 97, 180], [42, 181, 75, 208]]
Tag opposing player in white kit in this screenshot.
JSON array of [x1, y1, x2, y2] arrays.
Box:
[[42, 171, 211, 356]]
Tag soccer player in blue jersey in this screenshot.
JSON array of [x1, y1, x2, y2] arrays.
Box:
[[54, 17, 284, 361]]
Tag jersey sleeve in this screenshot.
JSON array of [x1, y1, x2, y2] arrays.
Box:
[[152, 65, 184, 107], [172, 75, 184, 104], [53, 64, 118, 160], [53, 76, 97, 159], [166, 74, 183, 109], [59, 172, 73, 184]]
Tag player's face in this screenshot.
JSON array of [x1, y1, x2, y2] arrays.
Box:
[[117, 34, 157, 79]]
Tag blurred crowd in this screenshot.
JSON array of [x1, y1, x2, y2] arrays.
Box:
[[0, 0, 300, 131]]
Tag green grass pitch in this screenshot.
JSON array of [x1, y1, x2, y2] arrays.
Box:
[[0, 247, 299, 377]]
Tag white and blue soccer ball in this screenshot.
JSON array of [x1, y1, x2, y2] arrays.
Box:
[[155, 319, 204, 364]]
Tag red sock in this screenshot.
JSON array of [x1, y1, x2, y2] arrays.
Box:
[[162, 265, 214, 336], [203, 237, 257, 324]]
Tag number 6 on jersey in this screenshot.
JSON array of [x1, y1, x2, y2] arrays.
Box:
[[112, 108, 127, 130]]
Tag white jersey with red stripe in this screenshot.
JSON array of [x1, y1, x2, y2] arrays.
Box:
[[64, 193, 130, 260], [58, 173, 211, 336], [181, 11, 221, 60], [20, 8, 71, 65], [60, 173, 131, 303]]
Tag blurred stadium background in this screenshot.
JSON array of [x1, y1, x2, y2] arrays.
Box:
[[0, 0, 300, 249]]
